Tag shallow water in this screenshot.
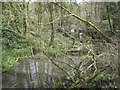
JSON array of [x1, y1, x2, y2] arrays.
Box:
[[2, 56, 82, 88]]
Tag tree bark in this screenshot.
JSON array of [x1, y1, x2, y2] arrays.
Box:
[[106, 5, 113, 31], [118, 1, 120, 30], [48, 3, 55, 46], [23, 0, 28, 36]]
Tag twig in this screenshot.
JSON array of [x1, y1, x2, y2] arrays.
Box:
[[11, 82, 19, 88]]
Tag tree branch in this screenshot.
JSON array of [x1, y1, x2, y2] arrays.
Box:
[[54, 3, 112, 43]]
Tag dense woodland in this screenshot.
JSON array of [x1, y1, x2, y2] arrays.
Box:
[[1, 1, 120, 88]]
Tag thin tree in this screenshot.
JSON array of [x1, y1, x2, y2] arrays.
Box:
[[106, 4, 113, 31], [48, 2, 55, 46], [23, 0, 28, 36]]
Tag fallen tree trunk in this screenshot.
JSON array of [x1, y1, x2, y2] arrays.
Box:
[[53, 3, 112, 43]]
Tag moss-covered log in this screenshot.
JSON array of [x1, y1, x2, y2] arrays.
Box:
[[54, 3, 112, 43]]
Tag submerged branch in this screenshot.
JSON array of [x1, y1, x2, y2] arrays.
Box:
[[50, 59, 76, 83]]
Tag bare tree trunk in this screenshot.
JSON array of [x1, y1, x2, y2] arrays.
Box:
[[112, 18, 116, 32], [23, 0, 28, 36], [106, 5, 113, 31], [60, 2, 63, 27], [37, 2, 43, 32], [118, 2, 120, 30], [48, 3, 55, 46]]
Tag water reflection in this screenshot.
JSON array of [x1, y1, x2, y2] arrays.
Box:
[[2, 56, 83, 88]]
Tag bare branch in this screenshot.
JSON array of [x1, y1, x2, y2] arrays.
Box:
[[53, 2, 112, 43]]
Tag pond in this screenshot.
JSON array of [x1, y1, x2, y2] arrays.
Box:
[[2, 55, 83, 88]]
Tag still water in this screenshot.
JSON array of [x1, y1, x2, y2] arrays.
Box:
[[2, 56, 82, 88]]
